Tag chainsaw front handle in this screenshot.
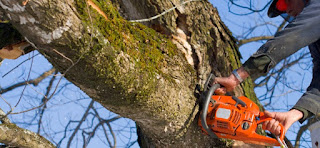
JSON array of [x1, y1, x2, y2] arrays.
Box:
[[231, 96, 246, 107], [201, 83, 220, 138]]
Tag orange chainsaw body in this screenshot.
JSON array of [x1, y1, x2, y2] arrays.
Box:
[[198, 95, 284, 146]]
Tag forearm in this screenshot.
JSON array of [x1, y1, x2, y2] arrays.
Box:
[[242, 55, 272, 80]]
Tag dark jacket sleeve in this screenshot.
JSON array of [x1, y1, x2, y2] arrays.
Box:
[[293, 41, 320, 121], [243, 0, 320, 78], [243, 0, 320, 122]]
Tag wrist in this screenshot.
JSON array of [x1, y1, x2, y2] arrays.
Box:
[[289, 109, 303, 121], [232, 69, 243, 83], [231, 67, 250, 83], [229, 73, 241, 85]]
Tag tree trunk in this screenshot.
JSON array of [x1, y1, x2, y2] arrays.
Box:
[[0, 0, 260, 147]]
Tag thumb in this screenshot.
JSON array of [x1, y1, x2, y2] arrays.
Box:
[[214, 87, 226, 95]]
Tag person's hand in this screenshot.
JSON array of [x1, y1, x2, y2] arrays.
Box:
[[262, 109, 303, 135], [214, 75, 239, 94], [214, 67, 250, 94]]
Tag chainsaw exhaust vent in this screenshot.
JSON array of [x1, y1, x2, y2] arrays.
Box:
[[231, 111, 241, 125], [217, 121, 229, 129]]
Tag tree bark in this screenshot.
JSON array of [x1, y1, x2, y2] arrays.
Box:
[[0, 124, 54, 148], [0, 0, 260, 147]]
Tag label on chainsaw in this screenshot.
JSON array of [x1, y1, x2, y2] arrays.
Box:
[[216, 108, 231, 119]]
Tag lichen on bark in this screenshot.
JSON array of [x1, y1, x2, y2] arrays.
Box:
[[0, 0, 265, 147]]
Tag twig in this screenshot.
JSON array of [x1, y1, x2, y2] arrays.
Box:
[[10, 51, 36, 114], [37, 70, 58, 134], [53, 49, 74, 65], [66, 100, 94, 148], [92, 107, 117, 148], [2, 53, 40, 78], [0, 68, 56, 94], [82, 115, 121, 147], [0, 94, 13, 121], [129, 0, 201, 22], [9, 71, 62, 115], [276, 19, 288, 33], [228, 0, 272, 16], [294, 116, 319, 148], [106, 122, 116, 148]]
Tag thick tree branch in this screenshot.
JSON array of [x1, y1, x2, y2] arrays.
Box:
[[0, 123, 55, 148], [0, 108, 10, 124]]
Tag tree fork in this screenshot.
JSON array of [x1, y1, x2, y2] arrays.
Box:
[[0, 0, 260, 147]]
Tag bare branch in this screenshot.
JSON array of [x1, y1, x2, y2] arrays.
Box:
[[238, 36, 273, 46], [37, 70, 58, 134], [106, 122, 116, 148], [11, 51, 37, 112], [2, 53, 40, 78], [92, 107, 118, 148], [66, 100, 94, 148], [52, 49, 74, 65], [0, 68, 56, 94], [227, 0, 272, 15], [82, 115, 121, 147]]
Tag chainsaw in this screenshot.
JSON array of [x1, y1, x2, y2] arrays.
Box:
[[198, 73, 287, 147]]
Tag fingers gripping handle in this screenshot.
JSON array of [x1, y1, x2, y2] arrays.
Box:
[[256, 117, 286, 146], [257, 118, 285, 141]]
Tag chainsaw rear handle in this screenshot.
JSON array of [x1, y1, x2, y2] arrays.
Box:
[[243, 117, 286, 147], [257, 117, 285, 143], [201, 83, 220, 138]]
